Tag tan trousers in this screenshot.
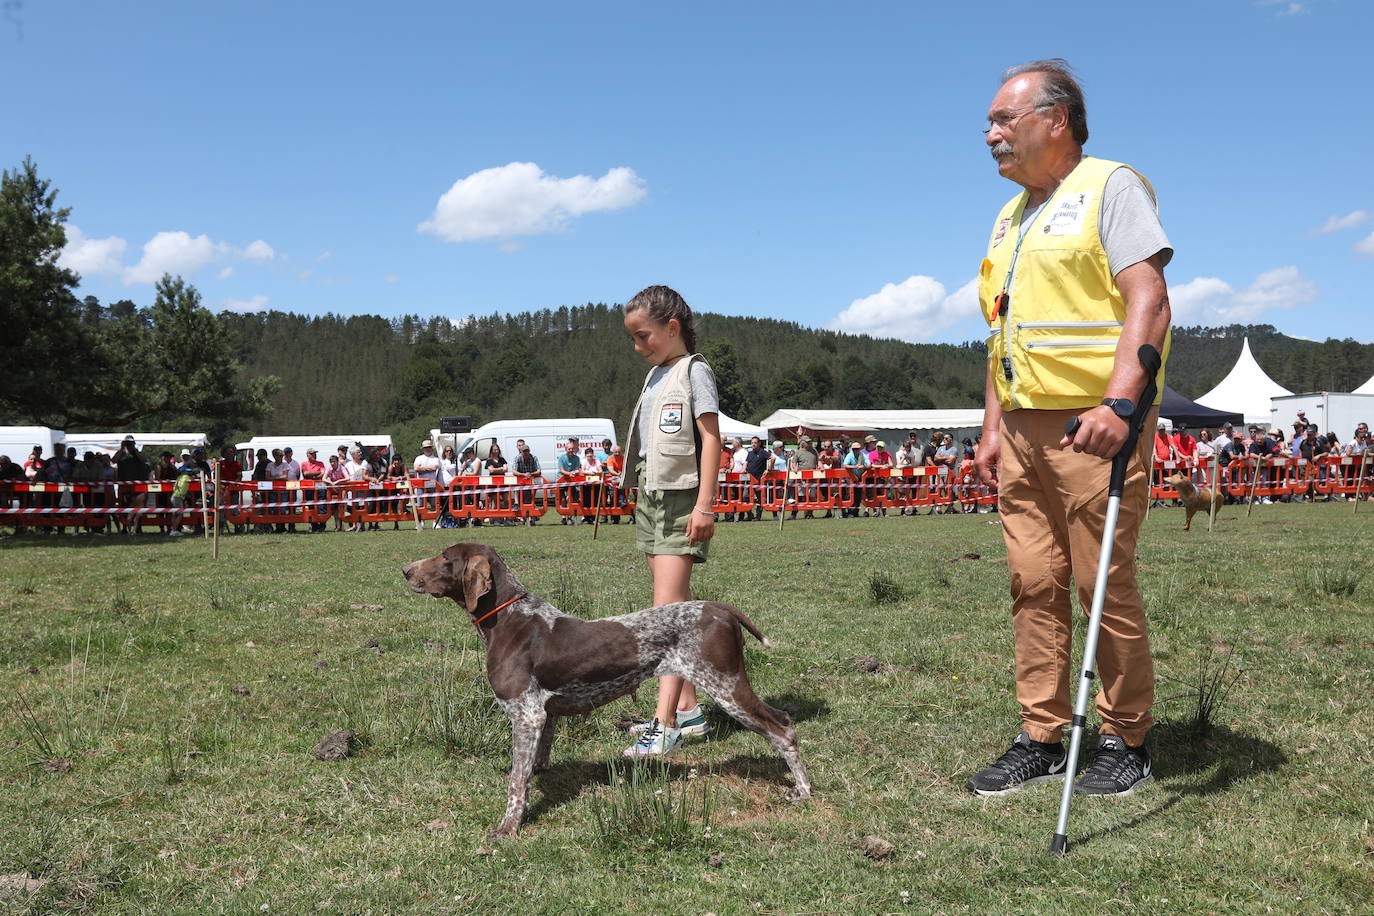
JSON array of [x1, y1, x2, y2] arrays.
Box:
[[998, 407, 1156, 746]]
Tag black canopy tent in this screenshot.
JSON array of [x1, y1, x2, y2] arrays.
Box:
[[1159, 386, 1243, 429]]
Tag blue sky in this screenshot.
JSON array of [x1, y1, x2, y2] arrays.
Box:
[[7, 0, 1372, 344]]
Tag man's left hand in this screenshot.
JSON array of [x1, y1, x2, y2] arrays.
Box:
[[1060, 405, 1128, 458]]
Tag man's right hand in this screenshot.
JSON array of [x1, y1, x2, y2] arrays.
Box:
[[975, 430, 1000, 487]]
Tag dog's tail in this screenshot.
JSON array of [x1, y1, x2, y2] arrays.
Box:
[[728, 605, 774, 650]]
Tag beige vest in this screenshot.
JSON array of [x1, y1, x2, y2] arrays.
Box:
[[622, 354, 708, 492]]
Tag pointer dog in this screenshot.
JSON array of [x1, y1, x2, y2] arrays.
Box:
[[403, 543, 811, 837]]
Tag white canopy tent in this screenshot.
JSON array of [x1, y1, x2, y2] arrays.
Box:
[[1353, 373, 1374, 395], [717, 411, 770, 444], [759, 408, 985, 443], [1194, 338, 1292, 425], [61, 432, 208, 456]]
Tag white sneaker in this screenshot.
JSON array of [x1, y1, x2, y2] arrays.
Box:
[[623, 719, 683, 757], [167, 530, 183, 537], [628, 705, 708, 738]]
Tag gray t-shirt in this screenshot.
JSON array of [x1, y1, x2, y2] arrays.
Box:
[[636, 358, 720, 458], [1100, 167, 1172, 276]]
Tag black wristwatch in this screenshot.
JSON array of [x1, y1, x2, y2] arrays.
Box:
[[1100, 397, 1135, 420]]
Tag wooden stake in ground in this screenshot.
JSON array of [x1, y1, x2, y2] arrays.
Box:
[[1246, 456, 1263, 517], [406, 478, 423, 531], [1207, 456, 1220, 533], [1354, 450, 1370, 515], [592, 475, 604, 540], [778, 468, 791, 533], [212, 460, 221, 560], [200, 470, 211, 540]]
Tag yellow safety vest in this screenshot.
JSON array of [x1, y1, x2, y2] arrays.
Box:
[[978, 156, 1169, 411]]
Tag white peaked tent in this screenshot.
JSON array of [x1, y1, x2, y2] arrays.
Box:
[[1354, 373, 1374, 395], [1195, 337, 1293, 425]]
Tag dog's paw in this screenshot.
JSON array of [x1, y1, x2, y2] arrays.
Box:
[[784, 785, 812, 802], [489, 822, 520, 839]]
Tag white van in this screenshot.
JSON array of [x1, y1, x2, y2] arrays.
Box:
[[0, 426, 64, 466], [430, 418, 617, 479], [235, 435, 395, 479]]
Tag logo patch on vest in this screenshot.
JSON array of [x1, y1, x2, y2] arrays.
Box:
[[992, 216, 1012, 246], [659, 403, 684, 434], [1041, 191, 1093, 236]]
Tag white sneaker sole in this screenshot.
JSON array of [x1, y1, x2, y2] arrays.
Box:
[[968, 771, 1066, 797], [1074, 773, 1154, 796], [628, 721, 708, 738]]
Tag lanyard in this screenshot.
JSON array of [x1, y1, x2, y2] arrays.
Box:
[[995, 193, 1055, 318]]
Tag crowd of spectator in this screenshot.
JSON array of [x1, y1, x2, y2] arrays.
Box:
[[3, 417, 1370, 536], [1151, 416, 1372, 505]]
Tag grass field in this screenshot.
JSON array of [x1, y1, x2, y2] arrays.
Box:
[[2, 506, 1373, 915]]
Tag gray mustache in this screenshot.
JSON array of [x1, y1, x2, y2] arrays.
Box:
[[990, 142, 1013, 160]]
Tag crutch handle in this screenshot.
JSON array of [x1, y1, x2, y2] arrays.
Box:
[[1108, 345, 1162, 498]]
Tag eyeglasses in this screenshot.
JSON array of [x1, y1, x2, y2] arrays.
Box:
[[983, 105, 1050, 135]]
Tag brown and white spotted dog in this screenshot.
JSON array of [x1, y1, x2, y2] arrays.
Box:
[[402, 542, 812, 837]]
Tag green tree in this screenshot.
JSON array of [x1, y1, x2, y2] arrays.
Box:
[[0, 156, 99, 425], [699, 338, 751, 419]]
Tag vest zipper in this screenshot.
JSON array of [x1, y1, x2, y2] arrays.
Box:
[[1023, 338, 1118, 349], [1015, 320, 1124, 331]]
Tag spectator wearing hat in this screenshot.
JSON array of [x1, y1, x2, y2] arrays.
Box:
[[1170, 423, 1197, 471], [281, 447, 303, 532], [788, 436, 819, 519], [300, 448, 326, 531], [413, 439, 442, 528], [510, 441, 542, 525], [841, 440, 868, 518], [866, 440, 895, 516]]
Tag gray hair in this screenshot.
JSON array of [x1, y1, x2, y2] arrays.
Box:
[[1000, 59, 1088, 146]]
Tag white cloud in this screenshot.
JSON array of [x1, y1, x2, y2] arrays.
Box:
[[1311, 210, 1370, 235], [1259, 0, 1307, 15], [243, 240, 275, 261], [220, 294, 269, 313], [1355, 231, 1374, 260], [383, 273, 399, 285], [58, 225, 128, 276], [217, 266, 235, 280], [1170, 266, 1317, 324], [418, 161, 647, 242], [124, 231, 227, 284], [827, 276, 978, 342]]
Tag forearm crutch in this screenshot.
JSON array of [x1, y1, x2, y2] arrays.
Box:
[[1051, 344, 1161, 857]]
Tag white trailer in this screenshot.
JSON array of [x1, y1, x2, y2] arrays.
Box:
[[430, 418, 617, 479], [1270, 393, 1374, 440], [0, 426, 64, 465]]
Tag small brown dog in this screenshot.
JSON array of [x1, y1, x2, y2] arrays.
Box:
[[1164, 472, 1224, 530]]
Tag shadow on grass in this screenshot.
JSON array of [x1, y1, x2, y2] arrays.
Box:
[[522, 696, 826, 827], [1071, 721, 1286, 850], [525, 751, 802, 827], [705, 693, 831, 734]]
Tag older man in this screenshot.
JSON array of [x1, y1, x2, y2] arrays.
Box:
[[970, 60, 1172, 797]]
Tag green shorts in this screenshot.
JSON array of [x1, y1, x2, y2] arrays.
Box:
[[635, 485, 709, 563]]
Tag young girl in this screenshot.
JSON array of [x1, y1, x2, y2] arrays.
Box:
[[621, 285, 722, 757]]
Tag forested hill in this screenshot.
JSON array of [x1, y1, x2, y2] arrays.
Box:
[[225, 306, 1374, 443]]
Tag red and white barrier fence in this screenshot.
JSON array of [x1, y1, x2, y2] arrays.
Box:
[[3, 455, 1369, 530]]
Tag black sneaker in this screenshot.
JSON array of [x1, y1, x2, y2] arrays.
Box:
[[967, 732, 1067, 796], [1073, 734, 1153, 796]]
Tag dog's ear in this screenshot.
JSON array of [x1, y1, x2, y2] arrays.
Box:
[[461, 552, 492, 615]]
